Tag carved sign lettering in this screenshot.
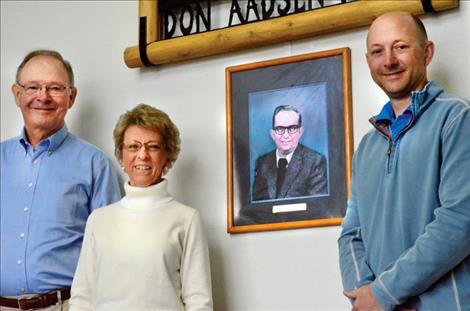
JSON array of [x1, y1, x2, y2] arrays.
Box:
[[161, 0, 353, 39], [124, 0, 457, 68]]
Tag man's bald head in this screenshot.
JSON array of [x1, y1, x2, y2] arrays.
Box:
[[367, 12, 428, 48], [365, 11, 434, 104]]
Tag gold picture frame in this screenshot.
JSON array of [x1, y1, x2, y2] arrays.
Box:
[[226, 48, 353, 233]]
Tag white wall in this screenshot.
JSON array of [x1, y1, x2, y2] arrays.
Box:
[[1, 1, 469, 310]]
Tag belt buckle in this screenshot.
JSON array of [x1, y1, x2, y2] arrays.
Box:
[[17, 297, 32, 310], [17, 294, 48, 310]]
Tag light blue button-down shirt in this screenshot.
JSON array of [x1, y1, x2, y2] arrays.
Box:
[[1, 125, 121, 295]]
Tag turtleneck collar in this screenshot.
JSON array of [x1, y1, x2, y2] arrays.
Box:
[[121, 179, 172, 210]]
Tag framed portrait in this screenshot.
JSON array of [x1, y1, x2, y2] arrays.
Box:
[[226, 48, 353, 234]]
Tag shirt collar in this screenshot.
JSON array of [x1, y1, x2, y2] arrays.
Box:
[[375, 102, 396, 123], [122, 179, 172, 210], [19, 124, 69, 154], [374, 81, 433, 124], [409, 80, 432, 116], [276, 149, 294, 167]]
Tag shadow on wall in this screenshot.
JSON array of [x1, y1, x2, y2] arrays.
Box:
[[429, 66, 450, 92], [72, 97, 103, 146], [172, 147, 228, 309], [72, 97, 126, 192], [209, 242, 228, 310]]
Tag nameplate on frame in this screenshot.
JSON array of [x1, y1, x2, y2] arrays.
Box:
[[272, 203, 307, 213]]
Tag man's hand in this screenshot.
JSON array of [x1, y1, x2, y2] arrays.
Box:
[[343, 284, 385, 311]]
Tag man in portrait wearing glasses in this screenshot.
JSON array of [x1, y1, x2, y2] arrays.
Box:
[[252, 105, 327, 201], [0, 50, 121, 310]]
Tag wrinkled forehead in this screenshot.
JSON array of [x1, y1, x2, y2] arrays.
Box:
[[19, 56, 69, 84], [274, 110, 300, 125], [123, 124, 163, 143], [367, 13, 419, 46]]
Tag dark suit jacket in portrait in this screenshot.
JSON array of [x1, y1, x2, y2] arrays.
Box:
[[252, 144, 327, 201]]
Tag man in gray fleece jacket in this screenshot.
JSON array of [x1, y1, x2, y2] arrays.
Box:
[[339, 12, 470, 311]]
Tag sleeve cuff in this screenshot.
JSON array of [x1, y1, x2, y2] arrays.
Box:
[[371, 281, 395, 311]]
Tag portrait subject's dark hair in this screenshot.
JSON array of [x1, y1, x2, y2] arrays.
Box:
[[272, 105, 302, 128], [16, 49, 75, 86]]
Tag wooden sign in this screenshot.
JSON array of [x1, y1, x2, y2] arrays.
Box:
[[123, 0, 458, 68]]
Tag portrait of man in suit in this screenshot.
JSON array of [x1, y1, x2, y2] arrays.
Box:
[[252, 105, 328, 201]]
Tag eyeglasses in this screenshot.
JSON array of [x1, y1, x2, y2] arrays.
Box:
[[273, 125, 300, 135], [122, 141, 163, 153], [17, 83, 72, 97]]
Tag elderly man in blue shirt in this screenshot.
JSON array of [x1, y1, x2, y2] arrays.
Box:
[[0, 50, 121, 310]]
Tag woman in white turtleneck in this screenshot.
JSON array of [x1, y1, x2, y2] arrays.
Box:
[[70, 104, 213, 311]]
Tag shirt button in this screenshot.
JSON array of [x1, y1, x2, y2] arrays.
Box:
[[17, 260, 22, 265], [24, 207, 29, 212], [33, 159, 39, 164], [20, 233, 25, 238], [27, 182, 33, 187]]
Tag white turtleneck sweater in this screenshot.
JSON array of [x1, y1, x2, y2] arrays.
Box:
[[69, 180, 213, 311]]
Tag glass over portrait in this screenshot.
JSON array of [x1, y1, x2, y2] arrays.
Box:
[[226, 48, 353, 233]]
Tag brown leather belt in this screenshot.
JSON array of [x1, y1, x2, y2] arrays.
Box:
[[0, 288, 70, 310]]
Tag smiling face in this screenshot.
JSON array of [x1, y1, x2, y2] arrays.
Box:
[[366, 12, 434, 102], [270, 110, 304, 156], [120, 125, 169, 188], [12, 55, 77, 143]]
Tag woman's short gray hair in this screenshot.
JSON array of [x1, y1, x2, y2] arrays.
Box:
[[113, 104, 181, 174]]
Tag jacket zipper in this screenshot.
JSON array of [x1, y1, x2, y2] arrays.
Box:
[[369, 118, 393, 173], [369, 115, 415, 174]]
